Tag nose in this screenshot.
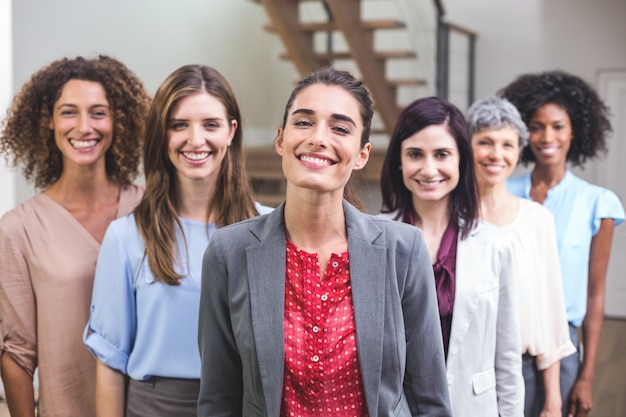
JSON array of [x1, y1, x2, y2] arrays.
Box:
[[76, 113, 92, 134], [419, 156, 437, 177], [189, 124, 205, 147], [308, 125, 328, 148], [488, 144, 502, 160]]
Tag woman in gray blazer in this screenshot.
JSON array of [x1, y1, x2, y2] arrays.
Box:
[[198, 67, 452, 417], [379, 97, 524, 416]]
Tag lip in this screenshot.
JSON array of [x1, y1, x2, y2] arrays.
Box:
[[69, 138, 100, 151], [297, 152, 336, 168], [479, 162, 506, 175], [416, 178, 444, 189], [537, 145, 558, 157], [181, 150, 212, 164]]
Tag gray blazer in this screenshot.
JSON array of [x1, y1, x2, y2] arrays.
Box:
[[198, 202, 452, 417]]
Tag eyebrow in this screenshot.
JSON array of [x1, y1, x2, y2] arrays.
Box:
[[291, 108, 357, 127], [168, 117, 224, 122], [57, 103, 110, 109], [403, 146, 454, 152]]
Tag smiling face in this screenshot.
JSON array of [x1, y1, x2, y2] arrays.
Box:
[[49, 79, 113, 170], [167, 92, 236, 186], [471, 125, 520, 188], [276, 83, 370, 196], [527, 103, 573, 169], [400, 124, 460, 207]]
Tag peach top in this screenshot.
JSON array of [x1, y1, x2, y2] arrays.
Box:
[[0, 184, 143, 417]]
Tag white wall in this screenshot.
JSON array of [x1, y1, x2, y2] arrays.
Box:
[[1, 0, 15, 217], [10, 0, 299, 203]]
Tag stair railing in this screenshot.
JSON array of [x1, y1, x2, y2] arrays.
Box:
[[434, 0, 476, 107]]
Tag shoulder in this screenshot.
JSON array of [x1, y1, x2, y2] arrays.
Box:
[[254, 202, 275, 215], [364, 213, 424, 251], [375, 209, 402, 221], [119, 184, 144, 215], [0, 194, 47, 240], [517, 198, 554, 225], [466, 220, 512, 253], [103, 214, 141, 244], [507, 172, 530, 193]]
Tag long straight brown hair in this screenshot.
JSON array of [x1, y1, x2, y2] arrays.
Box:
[[134, 65, 259, 285]]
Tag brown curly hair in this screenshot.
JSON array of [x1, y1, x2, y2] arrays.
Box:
[[0, 55, 151, 189], [499, 70, 612, 168]]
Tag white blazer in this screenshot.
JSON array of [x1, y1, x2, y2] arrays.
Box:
[[379, 213, 524, 416]]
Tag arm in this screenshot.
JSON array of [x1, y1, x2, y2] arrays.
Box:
[[540, 361, 562, 417], [402, 231, 452, 416], [567, 218, 614, 417], [1, 353, 35, 417], [197, 232, 244, 417], [96, 359, 126, 417], [495, 240, 524, 417], [83, 221, 136, 409], [0, 218, 37, 417]]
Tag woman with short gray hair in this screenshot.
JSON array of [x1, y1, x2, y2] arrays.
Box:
[[466, 96, 575, 417]]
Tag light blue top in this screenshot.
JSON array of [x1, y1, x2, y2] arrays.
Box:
[[507, 171, 624, 326], [84, 203, 273, 381]]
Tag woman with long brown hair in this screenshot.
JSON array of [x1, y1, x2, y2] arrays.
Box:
[[84, 64, 271, 416]]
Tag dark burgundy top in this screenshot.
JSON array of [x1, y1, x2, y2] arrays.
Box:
[[432, 222, 458, 358]]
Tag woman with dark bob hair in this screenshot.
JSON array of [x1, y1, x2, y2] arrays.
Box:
[[380, 96, 523, 416], [0, 55, 150, 416], [198, 67, 452, 416], [501, 70, 625, 417]]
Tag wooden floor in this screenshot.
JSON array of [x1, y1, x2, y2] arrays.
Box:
[[591, 318, 626, 417], [0, 319, 624, 416]]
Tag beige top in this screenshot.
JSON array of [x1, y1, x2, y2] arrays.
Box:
[[503, 198, 576, 369], [0, 184, 143, 417]]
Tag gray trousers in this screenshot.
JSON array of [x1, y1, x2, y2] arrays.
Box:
[[126, 376, 200, 417], [522, 324, 580, 417]]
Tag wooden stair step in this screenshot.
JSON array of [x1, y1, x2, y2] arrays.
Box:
[[265, 19, 405, 33], [387, 78, 427, 87], [280, 50, 416, 61]]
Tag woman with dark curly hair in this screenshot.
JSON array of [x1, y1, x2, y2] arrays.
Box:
[[501, 70, 625, 417], [0, 55, 150, 417]]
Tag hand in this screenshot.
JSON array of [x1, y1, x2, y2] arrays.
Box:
[[540, 398, 562, 417], [567, 378, 592, 417], [539, 406, 561, 417]]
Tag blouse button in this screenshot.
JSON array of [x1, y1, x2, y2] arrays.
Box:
[[320, 294, 328, 302], [331, 261, 339, 268], [312, 355, 319, 362], [312, 325, 320, 333]]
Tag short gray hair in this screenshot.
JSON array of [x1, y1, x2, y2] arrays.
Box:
[[465, 95, 529, 147]]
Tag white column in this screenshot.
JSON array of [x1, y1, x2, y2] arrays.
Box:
[[0, 0, 15, 217]]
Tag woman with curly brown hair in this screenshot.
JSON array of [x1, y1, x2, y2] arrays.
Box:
[[0, 55, 150, 417], [501, 70, 625, 417]]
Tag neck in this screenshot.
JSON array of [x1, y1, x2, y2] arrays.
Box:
[[477, 180, 509, 210], [531, 162, 567, 188], [411, 197, 450, 236], [477, 180, 518, 226], [283, 186, 347, 252], [46, 164, 118, 206], [175, 177, 214, 222]]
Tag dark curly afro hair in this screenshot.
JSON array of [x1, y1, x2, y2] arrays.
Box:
[[0, 55, 151, 189], [499, 70, 612, 168]]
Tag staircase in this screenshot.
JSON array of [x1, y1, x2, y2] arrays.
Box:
[[247, 0, 476, 211], [252, 0, 426, 136]]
